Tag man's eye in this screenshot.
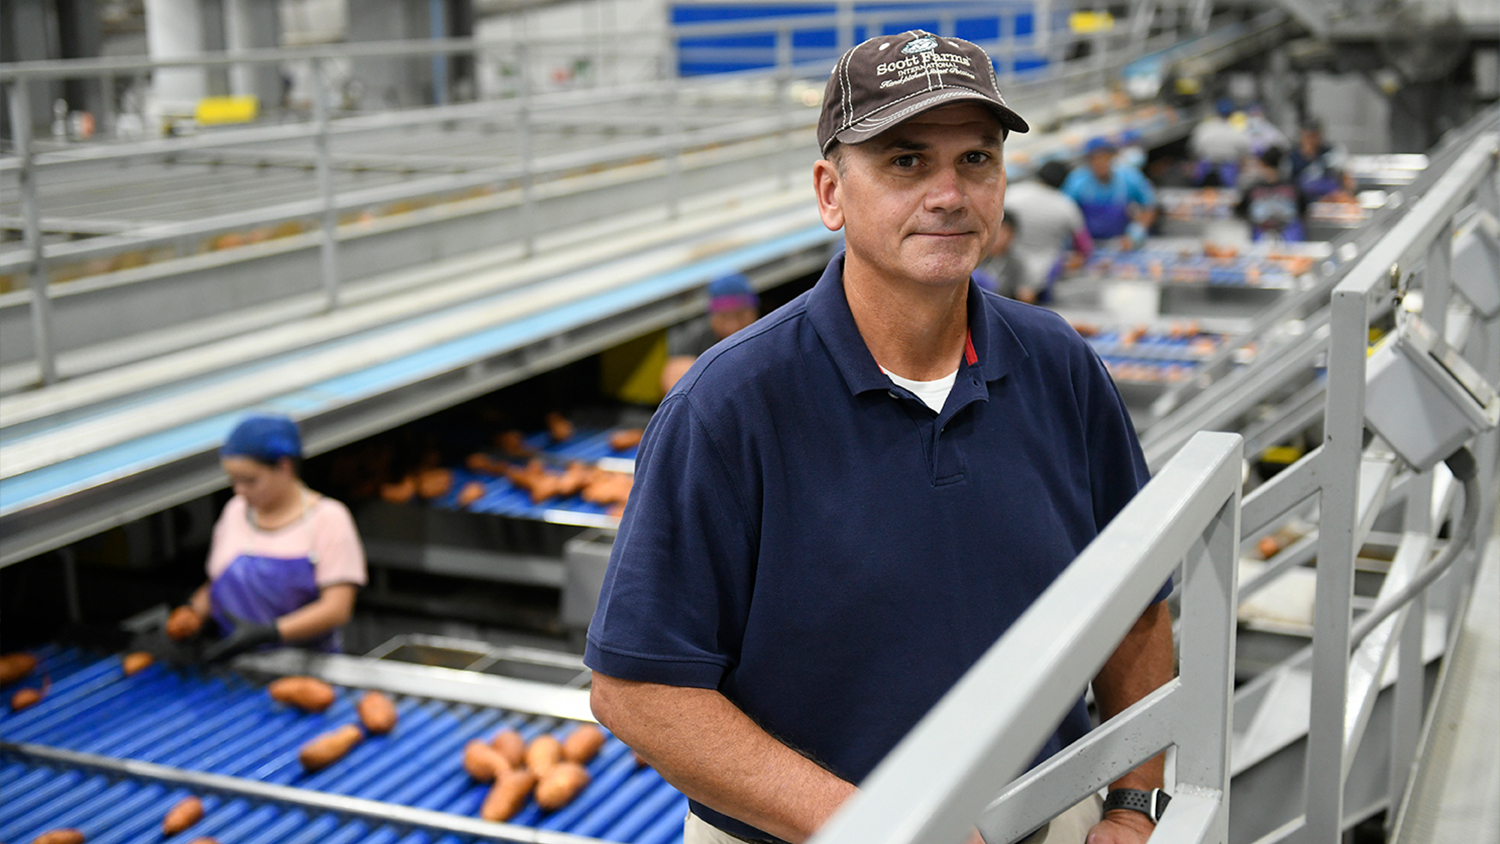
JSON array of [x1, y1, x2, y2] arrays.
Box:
[[965, 151, 992, 165], [892, 155, 920, 168]]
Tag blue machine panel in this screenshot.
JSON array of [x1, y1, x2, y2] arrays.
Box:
[[2, 647, 686, 844]]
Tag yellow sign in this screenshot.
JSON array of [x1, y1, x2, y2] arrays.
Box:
[[1069, 11, 1115, 33], [195, 95, 259, 126]]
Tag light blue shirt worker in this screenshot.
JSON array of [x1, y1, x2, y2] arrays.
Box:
[[1063, 140, 1157, 243]]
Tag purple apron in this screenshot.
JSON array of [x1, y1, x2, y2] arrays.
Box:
[[211, 554, 341, 652], [1079, 196, 1132, 240]]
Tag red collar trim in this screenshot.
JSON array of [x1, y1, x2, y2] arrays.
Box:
[[964, 331, 978, 366]]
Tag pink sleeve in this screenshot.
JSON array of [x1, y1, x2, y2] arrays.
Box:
[[310, 499, 368, 588], [206, 498, 243, 582]]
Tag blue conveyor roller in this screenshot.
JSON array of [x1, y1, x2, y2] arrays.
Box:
[[1, 646, 686, 844]]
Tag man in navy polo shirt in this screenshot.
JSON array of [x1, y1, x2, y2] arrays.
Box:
[[587, 30, 1173, 844]]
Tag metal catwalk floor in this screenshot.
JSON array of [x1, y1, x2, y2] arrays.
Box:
[[1, 646, 687, 844]]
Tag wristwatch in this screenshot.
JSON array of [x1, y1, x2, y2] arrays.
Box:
[[1103, 788, 1171, 822]]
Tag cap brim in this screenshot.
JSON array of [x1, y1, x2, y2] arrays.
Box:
[[831, 88, 1029, 151]]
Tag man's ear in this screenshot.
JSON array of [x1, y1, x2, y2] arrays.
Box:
[[813, 159, 845, 232]]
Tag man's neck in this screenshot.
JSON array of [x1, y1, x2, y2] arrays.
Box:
[[842, 252, 969, 382]]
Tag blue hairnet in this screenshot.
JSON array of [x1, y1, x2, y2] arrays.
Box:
[[222, 414, 303, 463]]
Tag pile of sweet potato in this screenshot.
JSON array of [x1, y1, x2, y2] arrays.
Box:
[[463, 723, 606, 820]]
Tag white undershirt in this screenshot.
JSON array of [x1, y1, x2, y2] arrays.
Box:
[[881, 366, 959, 413]]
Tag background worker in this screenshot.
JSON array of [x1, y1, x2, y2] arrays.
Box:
[[660, 273, 761, 393], [1288, 118, 1349, 201], [974, 212, 1038, 303], [1004, 159, 1094, 292], [168, 414, 367, 661], [1237, 147, 1306, 242], [1063, 137, 1158, 250], [588, 30, 1173, 844], [1188, 97, 1252, 186]]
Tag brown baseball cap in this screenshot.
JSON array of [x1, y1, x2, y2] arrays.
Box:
[[818, 30, 1029, 155]]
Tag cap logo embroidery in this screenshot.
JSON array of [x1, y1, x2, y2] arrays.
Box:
[[876, 48, 976, 89], [902, 36, 938, 54]]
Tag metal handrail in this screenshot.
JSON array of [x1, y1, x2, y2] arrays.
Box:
[[811, 431, 1244, 844]]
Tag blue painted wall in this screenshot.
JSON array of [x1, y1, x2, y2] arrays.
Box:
[[671, 2, 1053, 77]]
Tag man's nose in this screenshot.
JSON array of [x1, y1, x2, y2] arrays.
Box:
[[923, 165, 967, 212]]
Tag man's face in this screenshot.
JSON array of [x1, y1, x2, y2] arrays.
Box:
[[1089, 149, 1114, 181], [1300, 129, 1321, 156], [813, 103, 1005, 289], [710, 307, 757, 340]]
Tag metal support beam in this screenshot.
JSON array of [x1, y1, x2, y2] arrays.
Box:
[[311, 58, 341, 312], [7, 79, 58, 386]]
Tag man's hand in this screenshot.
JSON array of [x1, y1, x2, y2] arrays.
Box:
[[1085, 809, 1154, 844]]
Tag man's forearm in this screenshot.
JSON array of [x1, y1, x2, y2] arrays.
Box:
[[592, 673, 856, 843], [1092, 600, 1174, 792]]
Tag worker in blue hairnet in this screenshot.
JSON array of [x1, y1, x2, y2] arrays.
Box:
[[167, 414, 367, 662], [661, 274, 762, 393], [1063, 138, 1158, 250]]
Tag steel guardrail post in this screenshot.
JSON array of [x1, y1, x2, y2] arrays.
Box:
[[1301, 278, 1375, 844], [776, 25, 793, 191], [518, 40, 536, 258], [666, 74, 682, 222], [7, 78, 59, 386], [311, 57, 341, 312]]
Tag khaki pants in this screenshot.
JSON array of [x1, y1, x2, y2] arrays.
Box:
[[684, 795, 1103, 844]]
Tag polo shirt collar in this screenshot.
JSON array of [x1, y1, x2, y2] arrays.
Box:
[[807, 252, 1027, 397]]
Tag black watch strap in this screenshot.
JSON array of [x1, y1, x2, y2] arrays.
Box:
[[1103, 788, 1171, 822]]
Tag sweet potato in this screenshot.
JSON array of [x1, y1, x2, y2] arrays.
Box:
[[491, 729, 525, 768], [122, 651, 154, 676], [30, 831, 84, 844], [464, 739, 507, 782], [497, 430, 532, 457], [535, 761, 591, 811], [379, 476, 416, 504], [186, 839, 220, 844], [456, 480, 486, 507], [466, 452, 507, 475], [0, 652, 38, 685], [416, 468, 453, 500], [12, 687, 43, 711], [555, 462, 592, 498], [525, 734, 562, 776], [166, 606, 203, 641], [608, 429, 644, 451], [1257, 536, 1280, 560], [299, 723, 364, 772], [480, 767, 537, 822], [561, 724, 605, 765], [545, 412, 574, 443], [162, 795, 204, 834], [268, 676, 336, 713], [357, 691, 397, 735]]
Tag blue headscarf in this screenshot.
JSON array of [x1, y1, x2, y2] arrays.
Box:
[[221, 414, 303, 463]]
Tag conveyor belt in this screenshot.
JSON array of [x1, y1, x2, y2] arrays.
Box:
[[1, 646, 687, 844], [2, 757, 474, 844]]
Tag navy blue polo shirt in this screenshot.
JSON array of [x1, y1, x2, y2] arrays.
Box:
[[586, 253, 1156, 842]]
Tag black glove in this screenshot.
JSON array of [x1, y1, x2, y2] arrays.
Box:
[[202, 614, 281, 663]]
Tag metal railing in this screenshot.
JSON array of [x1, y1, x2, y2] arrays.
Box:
[[1237, 126, 1500, 844], [810, 430, 1245, 844], [1, 1, 1225, 387]]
